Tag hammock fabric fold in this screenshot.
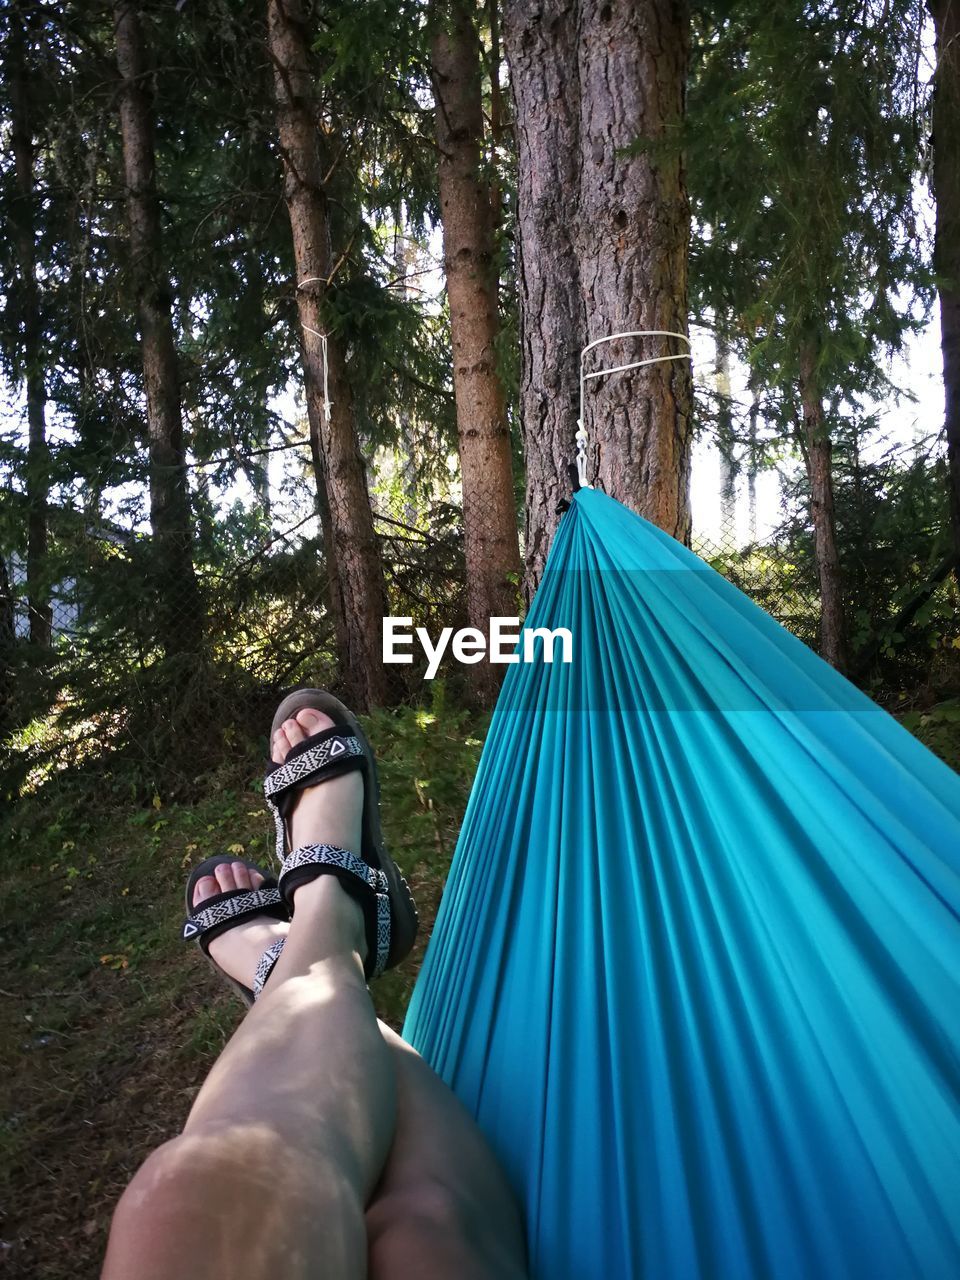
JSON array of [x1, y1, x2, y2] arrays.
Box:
[[403, 488, 960, 1280]]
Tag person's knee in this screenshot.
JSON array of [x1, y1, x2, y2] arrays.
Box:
[[110, 1129, 242, 1238], [111, 1122, 338, 1231], [368, 1174, 475, 1246], [367, 1176, 529, 1279], [111, 1134, 195, 1224], [104, 1134, 207, 1275], [105, 1126, 369, 1279], [108, 1125, 362, 1240]]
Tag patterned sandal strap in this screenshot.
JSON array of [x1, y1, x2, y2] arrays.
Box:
[[278, 843, 391, 980], [264, 729, 367, 866], [264, 728, 365, 802], [181, 883, 284, 953], [253, 937, 286, 1000]]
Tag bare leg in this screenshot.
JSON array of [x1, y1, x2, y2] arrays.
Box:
[[103, 711, 392, 1280], [367, 1025, 529, 1280], [104, 707, 529, 1280]]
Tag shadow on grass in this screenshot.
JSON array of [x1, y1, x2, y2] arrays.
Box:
[[1, 702, 486, 1280]]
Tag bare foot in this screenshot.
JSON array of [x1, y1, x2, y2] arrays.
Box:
[[271, 709, 365, 856], [193, 860, 289, 989], [270, 708, 367, 954]]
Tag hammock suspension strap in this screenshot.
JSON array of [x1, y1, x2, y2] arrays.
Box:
[[575, 330, 693, 487]]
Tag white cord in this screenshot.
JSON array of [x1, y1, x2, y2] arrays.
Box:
[[297, 278, 332, 421], [577, 329, 692, 488]]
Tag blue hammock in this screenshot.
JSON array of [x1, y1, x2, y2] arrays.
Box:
[[403, 487, 960, 1280]]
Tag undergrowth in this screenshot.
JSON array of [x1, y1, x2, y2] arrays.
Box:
[[0, 699, 486, 1280]]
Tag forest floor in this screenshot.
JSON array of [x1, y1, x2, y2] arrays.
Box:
[[2, 697, 959, 1280], [1, 703, 485, 1280]]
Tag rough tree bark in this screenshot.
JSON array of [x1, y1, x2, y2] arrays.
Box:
[[504, 0, 692, 592], [503, 0, 586, 590], [799, 342, 847, 671], [8, 6, 51, 648], [576, 0, 692, 533], [431, 0, 521, 698], [929, 0, 960, 576], [114, 1, 201, 654], [267, 0, 388, 709]]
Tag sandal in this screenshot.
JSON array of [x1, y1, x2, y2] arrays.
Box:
[[181, 854, 289, 1006], [263, 687, 418, 981]]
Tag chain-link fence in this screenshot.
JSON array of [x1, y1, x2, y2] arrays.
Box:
[[0, 491, 473, 799], [6, 437, 959, 803], [691, 521, 822, 653]]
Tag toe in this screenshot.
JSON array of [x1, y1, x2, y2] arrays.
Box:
[[214, 861, 239, 894], [295, 708, 335, 734], [231, 862, 254, 891], [271, 709, 334, 763], [282, 716, 306, 747], [192, 874, 220, 908], [270, 717, 307, 764]]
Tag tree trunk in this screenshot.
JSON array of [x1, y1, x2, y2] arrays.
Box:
[[503, 0, 586, 591], [504, 0, 692, 594], [576, 0, 692, 533], [747, 374, 759, 544], [8, 5, 51, 648], [267, 0, 388, 709], [302, 342, 351, 684], [393, 223, 420, 525], [431, 0, 521, 699], [114, 1, 201, 654], [0, 551, 15, 741], [799, 342, 846, 671], [715, 332, 737, 549], [929, 0, 960, 577]]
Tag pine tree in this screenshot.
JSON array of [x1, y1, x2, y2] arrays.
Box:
[[267, 0, 390, 709], [687, 0, 929, 668], [929, 0, 960, 574], [504, 0, 693, 592], [431, 0, 521, 698], [5, 2, 51, 647], [114, 0, 202, 655]]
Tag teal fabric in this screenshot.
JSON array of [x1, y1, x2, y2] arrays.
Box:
[[403, 488, 960, 1280]]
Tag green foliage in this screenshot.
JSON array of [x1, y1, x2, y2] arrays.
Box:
[[683, 0, 947, 671], [368, 687, 487, 869], [1, 4, 958, 1270], [689, 0, 931, 400], [0, 0, 470, 803], [900, 700, 960, 772], [0, 702, 486, 1276], [770, 432, 958, 674]]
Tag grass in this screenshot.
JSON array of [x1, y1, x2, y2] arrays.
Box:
[[2, 694, 958, 1280], [0, 704, 485, 1280]]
